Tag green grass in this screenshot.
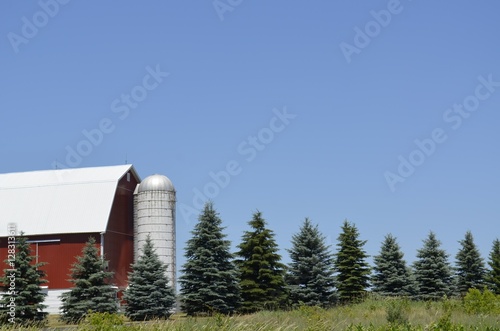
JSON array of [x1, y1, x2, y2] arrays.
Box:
[[1, 297, 499, 330]]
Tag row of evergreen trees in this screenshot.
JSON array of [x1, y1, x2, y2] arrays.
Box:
[[373, 231, 499, 300], [179, 202, 500, 315], [0, 234, 176, 325]]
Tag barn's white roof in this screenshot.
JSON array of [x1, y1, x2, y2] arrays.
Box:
[[0, 165, 139, 237]]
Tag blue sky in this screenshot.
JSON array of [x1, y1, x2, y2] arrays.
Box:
[[1, 1, 499, 276]]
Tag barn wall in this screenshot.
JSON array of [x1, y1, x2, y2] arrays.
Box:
[[104, 170, 139, 289], [0, 232, 101, 289]]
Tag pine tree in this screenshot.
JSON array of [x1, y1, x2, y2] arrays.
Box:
[[124, 235, 175, 321], [0, 233, 47, 325], [413, 232, 453, 300], [334, 220, 371, 303], [286, 218, 336, 308], [487, 238, 500, 294], [372, 234, 416, 297], [60, 237, 117, 323], [455, 231, 486, 295], [234, 211, 287, 313], [179, 202, 241, 315]]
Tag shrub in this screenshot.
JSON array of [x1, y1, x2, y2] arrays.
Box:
[[385, 298, 410, 325], [80, 311, 124, 331], [463, 287, 499, 315]]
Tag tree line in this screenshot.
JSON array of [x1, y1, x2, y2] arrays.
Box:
[[179, 202, 500, 314], [1, 201, 499, 324]]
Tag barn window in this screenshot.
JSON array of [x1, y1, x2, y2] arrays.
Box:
[[127, 173, 131, 182]]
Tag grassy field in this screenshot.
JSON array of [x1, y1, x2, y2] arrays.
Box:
[[2, 297, 499, 330]]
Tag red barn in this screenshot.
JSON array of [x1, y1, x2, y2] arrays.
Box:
[[0, 165, 141, 313]]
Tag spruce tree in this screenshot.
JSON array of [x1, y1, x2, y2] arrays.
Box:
[[286, 218, 336, 308], [179, 202, 241, 315], [235, 211, 287, 313], [455, 231, 486, 295], [0, 233, 47, 325], [372, 234, 416, 297], [124, 235, 175, 321], [60, 237, 117, 323], [334, 220, 371, 303], [412, 232, 453, 300], [487, 238, 500, 294]]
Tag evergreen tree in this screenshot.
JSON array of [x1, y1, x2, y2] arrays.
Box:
[[60, 237, 117, 323], [455, 231, 486, 295], [235, 211, 287, 313], [286, 218, 336, 308], [0, 233, 47, 325], [412, 232, 454, 300], [334, 220, 371, 303], [372, 234, 416, 297], [179, 202, 241, 315], [124, 235, 175, 321], [487, 238, 500, 294]]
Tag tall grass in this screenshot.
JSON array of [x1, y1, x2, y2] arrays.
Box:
[[0, 296, 499, 330]]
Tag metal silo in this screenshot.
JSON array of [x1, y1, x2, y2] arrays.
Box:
[[133, 174, 176, 290]]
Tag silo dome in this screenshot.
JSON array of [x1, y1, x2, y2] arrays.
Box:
[[138, 174, 174, 192]]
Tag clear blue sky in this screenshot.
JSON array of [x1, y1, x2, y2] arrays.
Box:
[[1, 1, 499, 276]]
